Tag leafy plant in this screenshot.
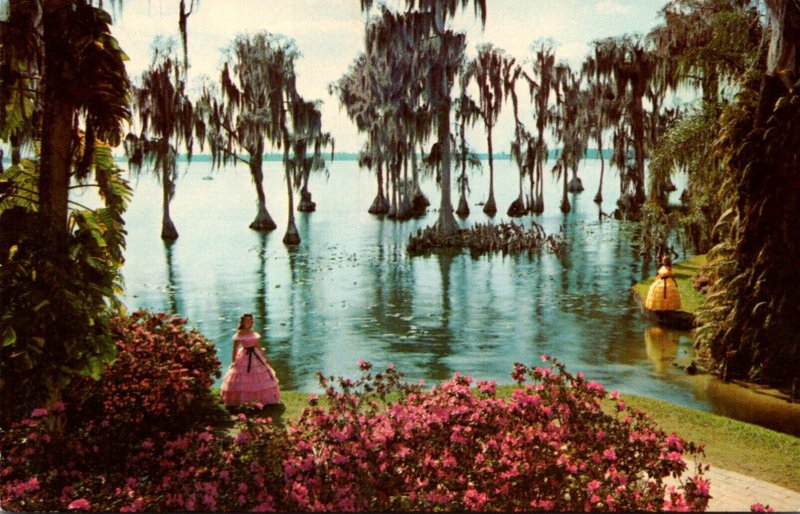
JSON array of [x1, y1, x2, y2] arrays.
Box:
[[284, 358, 710, 511], [0, 145, 131, 426]]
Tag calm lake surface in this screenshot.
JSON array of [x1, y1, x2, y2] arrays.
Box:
[[117, 155, 798, 434]]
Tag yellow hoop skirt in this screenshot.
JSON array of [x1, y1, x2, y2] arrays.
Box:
[[645, 266, 682, 311]]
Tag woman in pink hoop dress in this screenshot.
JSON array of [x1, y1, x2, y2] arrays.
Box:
[[220, 313, 281, 407]]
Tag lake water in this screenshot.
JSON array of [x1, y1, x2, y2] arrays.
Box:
[[116, 155, 800, 434]]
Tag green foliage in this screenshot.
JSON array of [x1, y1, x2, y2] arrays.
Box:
[[695, 76, 800, 388], [0, 152, 131, 426], [644, 0, 763, 258]]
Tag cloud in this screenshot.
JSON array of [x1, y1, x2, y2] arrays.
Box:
[[594, 0, 633, 15]]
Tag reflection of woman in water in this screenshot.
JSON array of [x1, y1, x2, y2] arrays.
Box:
[[645, 256, 681, 311], [220, 313, 281, 407], [644, 326, 678, 372]]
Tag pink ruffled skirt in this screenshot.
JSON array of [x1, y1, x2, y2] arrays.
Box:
[[220, 348, 281, 407]]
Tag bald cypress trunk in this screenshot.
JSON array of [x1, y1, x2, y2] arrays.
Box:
[[435, 94, 459, 235], [594, 135, 605, 204], [483, 132, 496, 215], [282, 126, 300, 246], [160, 157, 179, 240], [249, 142, 277, 231]]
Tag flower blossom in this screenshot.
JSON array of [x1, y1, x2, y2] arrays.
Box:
[[67, 498, 91, 511]]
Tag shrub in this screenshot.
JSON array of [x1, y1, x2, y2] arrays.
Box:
[[283, 357, 711, 512], [0, 311, 230, 511], [2, 349, 720, 512], [0, 405, 289, 512], [62, 310, 223, 457]]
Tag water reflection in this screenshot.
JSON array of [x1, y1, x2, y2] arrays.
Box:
[[688, 374, 800, 437], [644, 326, 679, 373], [253, 233, 269, 334], [163, 240, 182, 315]]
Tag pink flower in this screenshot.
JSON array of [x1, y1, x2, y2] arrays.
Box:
[[609, 391, 620, 400], [52, 401, 66, 412], [692, 477, 710, 497], [464, 488, 488, 509], [750, 503, 775, 512], [531, 499, 555, 509], [15, 477, 40, 496], [603, 448, 617, 461], [68, 498, 91, 511], [31, 408, 48, 418], [478, 380, 497, 396], [665, 451, 683, 462], [587, 480, 601, 494], [667, 433, 684, 451], [252, 501, 275, 512], [586, 381, 605, 394], [120, 497, 144, 512]]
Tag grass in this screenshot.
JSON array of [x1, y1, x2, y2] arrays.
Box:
[[633, 254, 707, 314], [265, 387, 799, 493], [617, 394, 800, 493]]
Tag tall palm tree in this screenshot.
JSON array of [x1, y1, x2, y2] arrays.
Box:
[[506, 62, 532, 217], [335, 10, 437, 222], [126, 39, 195, 240], [360, 0, 487, 237], [289, 98, 333, 213], [0, 0, 131, 421], [466, 44, 515, 216], [264, 37, 305, 245]]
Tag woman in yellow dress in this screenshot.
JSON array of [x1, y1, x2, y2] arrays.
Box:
[[645, 256, 681, 311]]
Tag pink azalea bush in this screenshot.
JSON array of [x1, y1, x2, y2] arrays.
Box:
[[1, 311, 227, 511], [282, 357, 711, 512], [4, 326, 772, 513], [63, 310, 222, 449], [0, 405, 288, 512]]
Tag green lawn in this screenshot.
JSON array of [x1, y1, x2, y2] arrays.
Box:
[[618, 394, 800, 493], [633, 254, 707, 315], [266, 386, 799, 493]]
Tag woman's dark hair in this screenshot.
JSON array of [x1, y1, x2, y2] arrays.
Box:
[[238, 313, 254, 330]]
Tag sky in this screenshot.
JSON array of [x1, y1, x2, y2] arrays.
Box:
[[112, 0, 669, 153]]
